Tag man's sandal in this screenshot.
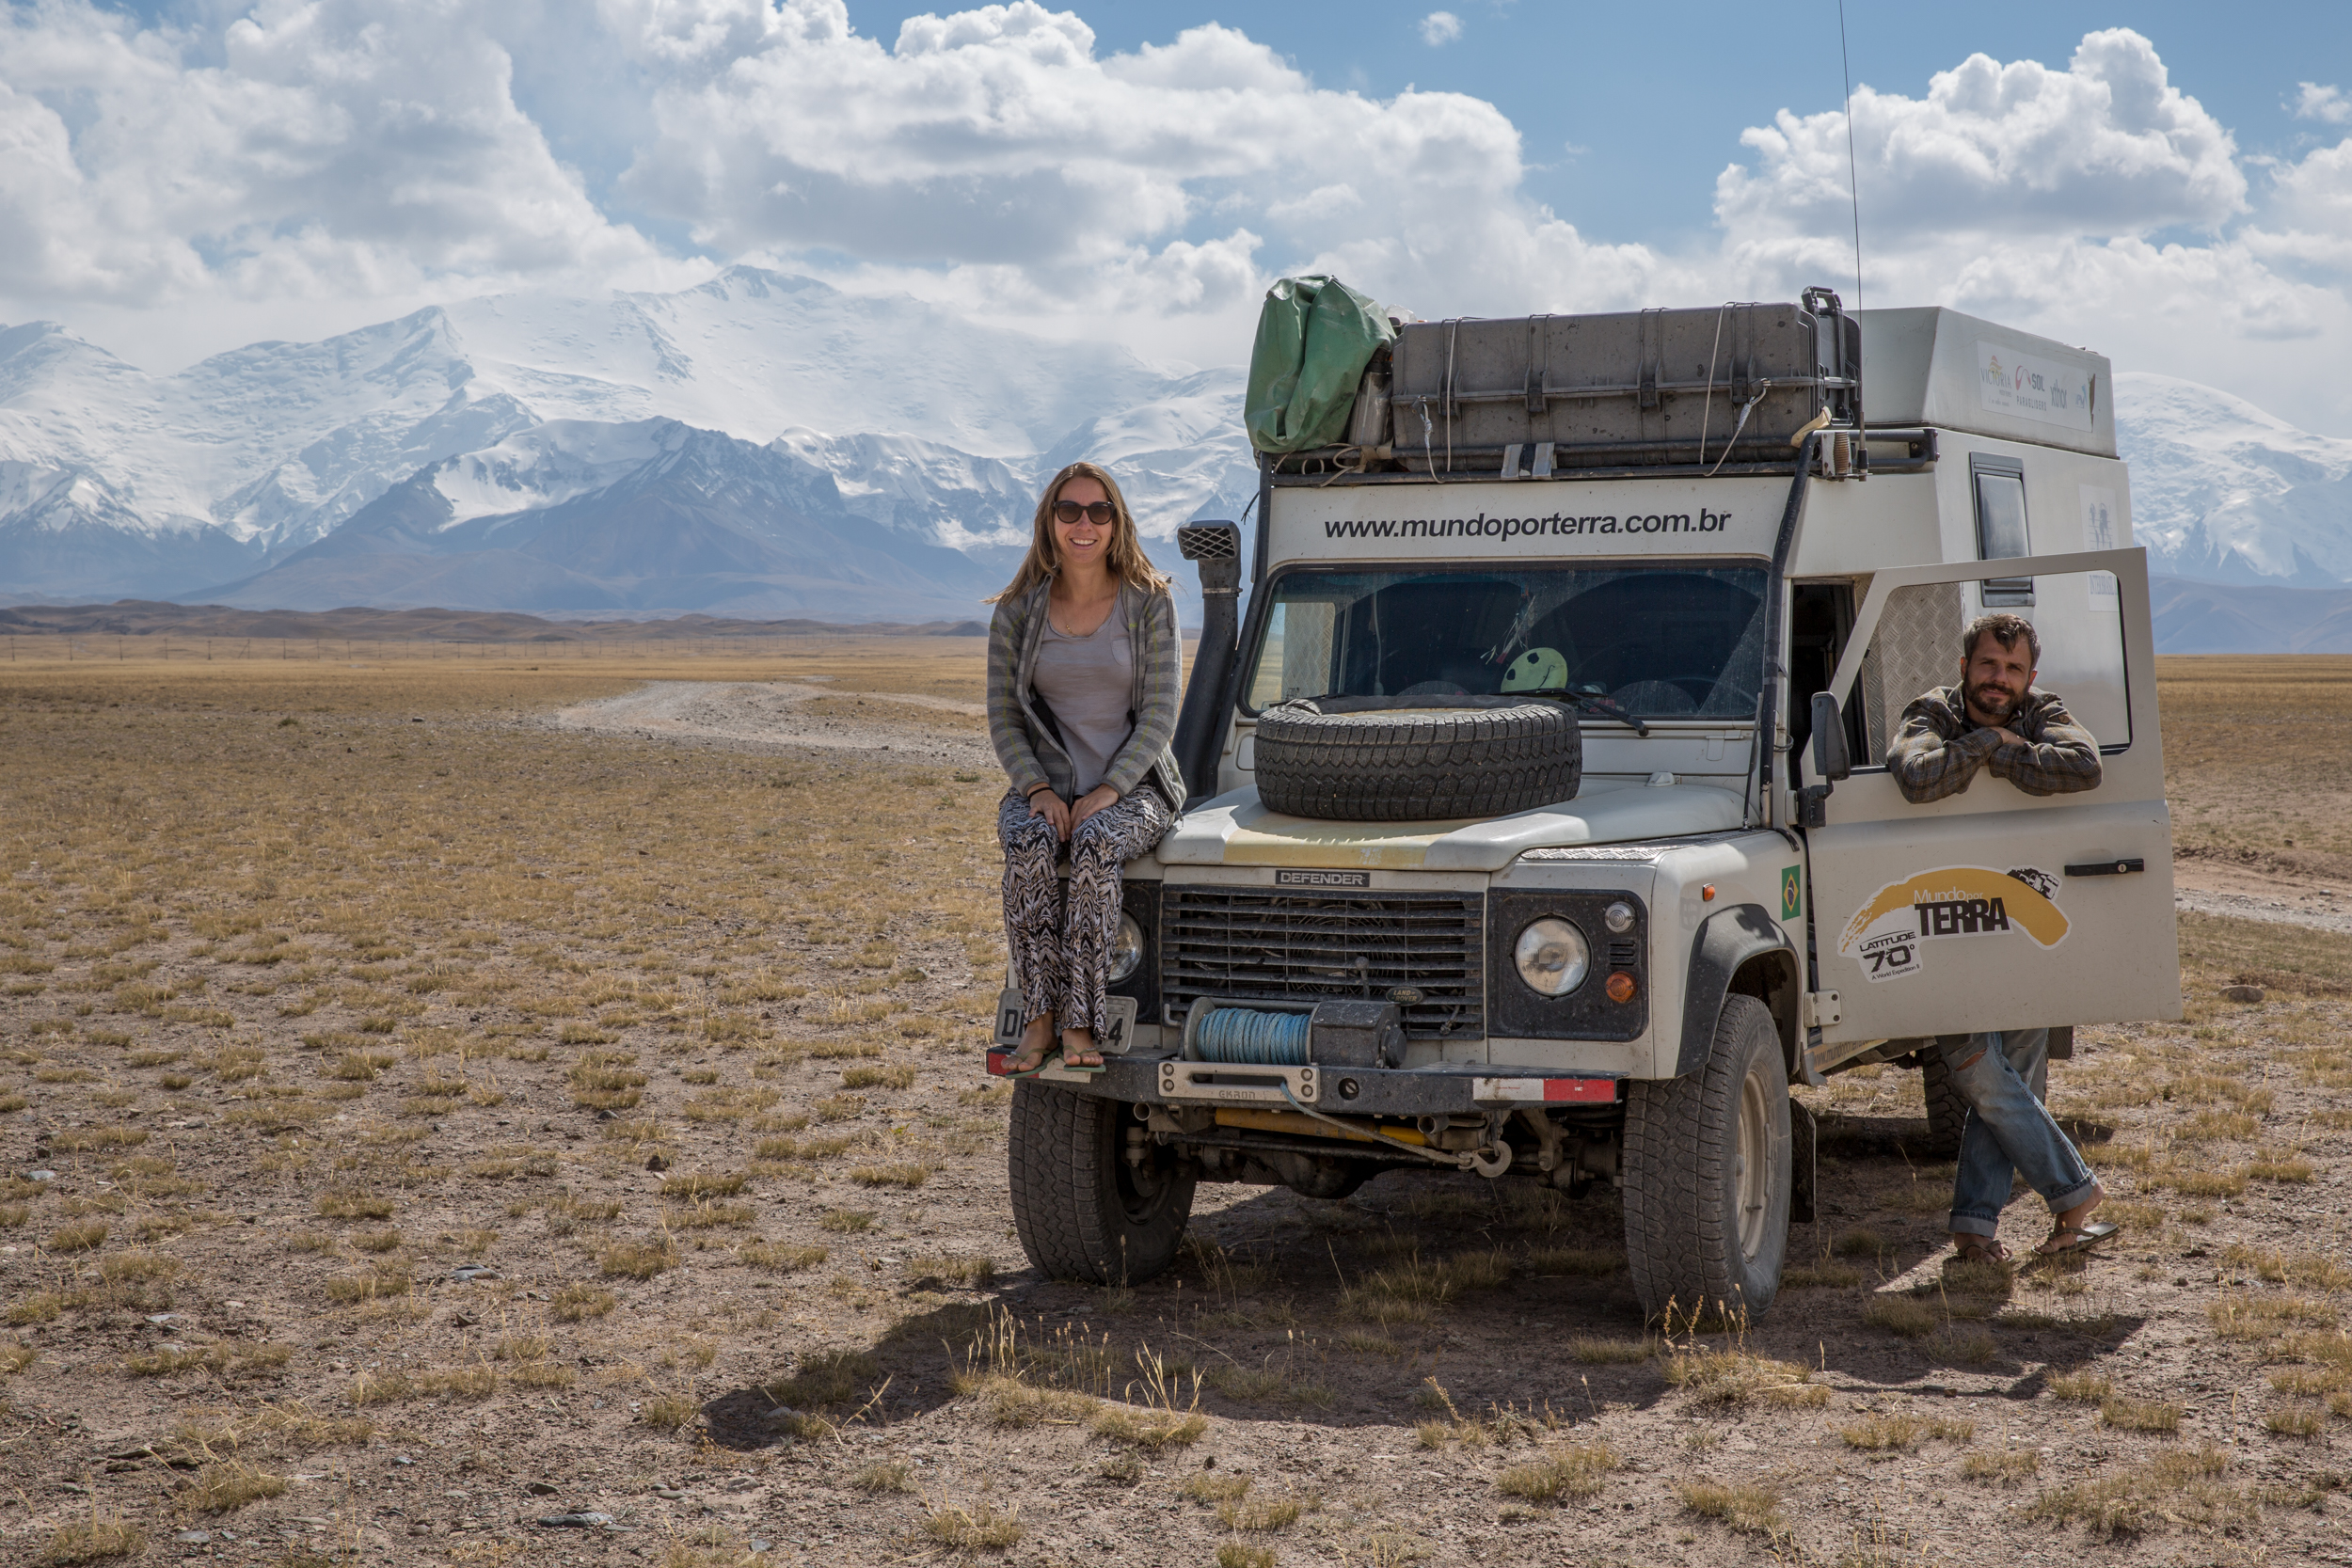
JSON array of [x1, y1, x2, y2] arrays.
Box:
[[1951, 1238, 2011, 1266], [2035, 1221, 2121, 1259]]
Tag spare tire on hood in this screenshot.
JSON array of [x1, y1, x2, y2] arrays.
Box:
[[1252, 694, 1582, 822]]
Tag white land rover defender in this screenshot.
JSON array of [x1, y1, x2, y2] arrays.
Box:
[[991, 291, 2181, 1319]]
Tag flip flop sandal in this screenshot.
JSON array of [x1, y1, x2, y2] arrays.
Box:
[[1951, 1239, 2011, 1266], [1004, 1048, 1057, 1080], [1057, 1052, 1108, 1076], [2035, 1220, 2121, 1259]]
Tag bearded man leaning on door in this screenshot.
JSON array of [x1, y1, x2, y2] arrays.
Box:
[[1885, 611, 2118, 1265]]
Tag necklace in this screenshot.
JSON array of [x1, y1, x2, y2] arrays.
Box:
[[1049, 594, 1116, 638]]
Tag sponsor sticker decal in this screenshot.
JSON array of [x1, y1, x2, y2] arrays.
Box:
[[1837, 866, 2066, 983]]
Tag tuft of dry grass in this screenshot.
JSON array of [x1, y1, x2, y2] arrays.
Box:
[[740, 1242, 829, 1272], [2026, 1445, 2249, 1537], [1494, 1442, 1620, 1503], [1677, 1479, 1784, 1536], [850, 1462, 912, 1494], [315, 1188, 395, 1220], [848, 1162, 929, 1188], [2209, 1291, 2338, 1341], [599, 1240, 680, 1279], [1961, 1449, 2041, 1483], [1217, 1491, 1311, 1531], [1662, 1348, 1826, 1408], [36, 1511, 146, 1565], [46, 1220, 108, 1253], [2101, 1397, 2183, 1433], [550, 1283, 616, 1322], [2265, 1403, 2327, 1439], [922, 1500, 1022, 1550], [1861, 1295, 1938, 1338], [906, 1252, 995, 1288], [187, 1460, 289, 1513]]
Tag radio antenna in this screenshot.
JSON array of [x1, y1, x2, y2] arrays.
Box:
[[1837, 0, 1864, 307]]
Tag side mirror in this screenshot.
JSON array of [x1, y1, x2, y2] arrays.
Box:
[[1809, 691, 1851, 782]]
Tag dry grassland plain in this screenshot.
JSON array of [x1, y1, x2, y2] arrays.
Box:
[[1, 641, 2349, 1568]]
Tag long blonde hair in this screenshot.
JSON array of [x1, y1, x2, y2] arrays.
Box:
[[988, 461, 1171, 603]]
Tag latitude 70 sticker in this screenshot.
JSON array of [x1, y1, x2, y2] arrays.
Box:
[[1837, 865, 2067, 984]]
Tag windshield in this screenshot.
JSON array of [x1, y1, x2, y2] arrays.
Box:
[[1243, 564, 1769, 720]]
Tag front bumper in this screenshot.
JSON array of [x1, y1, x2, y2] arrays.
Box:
[[985, 1047, 1623, 1117]]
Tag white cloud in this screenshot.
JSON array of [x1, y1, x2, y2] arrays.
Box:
[[0, 0, 676, 353], [2293, 82, 2351, 125], [610, 3, 1671, 334], [1719, 29, 2243, 245], [0, 8, 2347, 434], [1419, 12, 1463, 47]]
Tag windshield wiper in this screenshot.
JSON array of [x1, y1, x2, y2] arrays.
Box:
[[1549, 690, 1650, 738]]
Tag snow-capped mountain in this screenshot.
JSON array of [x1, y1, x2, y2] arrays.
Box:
[[206, 420, 1008, 622], [8, 273, 2348, 622], [0, 267, 1258, 612], [2115, 372, 2352, 587]]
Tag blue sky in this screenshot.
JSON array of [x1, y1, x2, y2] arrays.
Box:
[[8, 2, 2352, 431], [833, 0, 2352, 263]]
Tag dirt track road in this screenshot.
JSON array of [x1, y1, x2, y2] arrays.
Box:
[[544, 679, 997, 772]]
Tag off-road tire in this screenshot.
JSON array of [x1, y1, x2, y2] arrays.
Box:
[[1008, 1083, 1195, 1285], [1623, 994, 1791, 1321], [1919, 1045, 1967, 1158], [1253, 695, 1581, 821]]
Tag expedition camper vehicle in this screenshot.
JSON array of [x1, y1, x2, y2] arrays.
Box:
[[991, 291, 2181, 1318]]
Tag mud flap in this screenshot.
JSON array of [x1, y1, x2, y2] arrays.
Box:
[[1789, 1098, 1817, 1226]]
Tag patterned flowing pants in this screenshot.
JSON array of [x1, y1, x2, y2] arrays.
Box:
[[997, 787, 1172, 1035]]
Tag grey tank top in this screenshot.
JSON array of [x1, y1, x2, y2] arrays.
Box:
[[1032, 610, 1134, 797]]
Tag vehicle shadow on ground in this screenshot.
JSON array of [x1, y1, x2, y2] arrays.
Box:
[[700, 1120, 2144, 1449], [699, 1171, 1678, 1449]]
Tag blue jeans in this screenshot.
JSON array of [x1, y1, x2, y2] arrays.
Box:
[[1940, 1029, 2099, 1240]]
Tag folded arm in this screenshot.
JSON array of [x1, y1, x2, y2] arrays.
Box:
[[1991, 701, 2104, 796], [1886, 697, 2002, 804]]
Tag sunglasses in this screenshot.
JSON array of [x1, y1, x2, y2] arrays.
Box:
[[1054, 499, 1116, 526]]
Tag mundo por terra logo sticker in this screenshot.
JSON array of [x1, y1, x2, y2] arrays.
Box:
[[1837, 866, 2068, 984]]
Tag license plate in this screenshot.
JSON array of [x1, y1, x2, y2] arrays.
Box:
[[992, 992, 1139, 1053], [1097, 995, 1138, 1053]]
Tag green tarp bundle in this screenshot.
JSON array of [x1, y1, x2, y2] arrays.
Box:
[[1243, 275, 1394, 454]]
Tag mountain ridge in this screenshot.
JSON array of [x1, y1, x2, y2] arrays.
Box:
[[4, 277, 2347, 622]]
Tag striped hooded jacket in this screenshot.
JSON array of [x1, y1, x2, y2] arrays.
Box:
[[986, 578, 1187, 807]]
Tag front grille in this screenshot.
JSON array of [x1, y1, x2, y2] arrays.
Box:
[[1161, 888, 1485, 1039]]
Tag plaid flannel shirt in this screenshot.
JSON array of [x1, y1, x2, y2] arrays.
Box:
[[1886, 685, 2103, 804]]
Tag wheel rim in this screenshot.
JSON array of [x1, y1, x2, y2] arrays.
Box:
[[1734, 1068, 1772, 1262]]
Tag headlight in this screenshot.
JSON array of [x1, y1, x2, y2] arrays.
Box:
[[1513, 917, 1589, 997], [1107, 912, 1145, 983]]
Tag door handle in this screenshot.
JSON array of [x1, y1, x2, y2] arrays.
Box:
[[2063, 859, 2144, 877]]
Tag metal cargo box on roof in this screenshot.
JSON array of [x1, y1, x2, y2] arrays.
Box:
[[1854, 307, 2115, 459], [1386, 300, 1860, 475]]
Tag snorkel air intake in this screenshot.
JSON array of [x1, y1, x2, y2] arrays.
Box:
[[1173, 521, 1243, 808]]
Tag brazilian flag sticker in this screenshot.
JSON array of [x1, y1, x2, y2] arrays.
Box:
[[1781, 865, 1804, 922]]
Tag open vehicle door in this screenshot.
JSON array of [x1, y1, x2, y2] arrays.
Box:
[[1797, 547, 2180, 1073]]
